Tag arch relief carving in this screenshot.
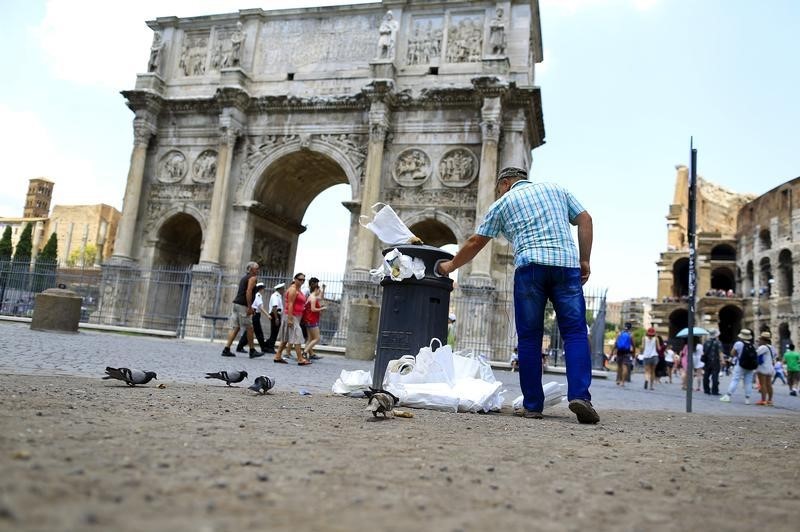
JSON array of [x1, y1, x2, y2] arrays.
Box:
[[393, 148, 431, 187], [192, 150, 218, 183], [158, 150, 187, 183], [437, 148, 478, 187], [237, 134, 364, 202], [144, 184, 212, 235]]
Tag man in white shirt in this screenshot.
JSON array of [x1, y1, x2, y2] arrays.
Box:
[[265, 283, 285, 354]]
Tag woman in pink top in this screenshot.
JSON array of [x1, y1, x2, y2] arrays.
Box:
[[302, 283, 327, 360], [274, 273, 311, 365]]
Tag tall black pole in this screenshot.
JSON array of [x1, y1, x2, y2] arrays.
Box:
[[686, 138, 697, 413]]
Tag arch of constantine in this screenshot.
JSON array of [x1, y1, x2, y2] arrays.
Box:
[[100, 0, 546, 347]]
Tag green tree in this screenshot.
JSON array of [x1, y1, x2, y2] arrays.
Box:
[[0, 226, 12, 261], [33, 233, 59, 292], [12, 223, 32, 262], [0, 226, 12, 306], [10, 223, 33, 289], [67, 243, 97, 268]]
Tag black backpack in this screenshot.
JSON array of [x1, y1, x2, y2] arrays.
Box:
[[738, 341, 758, 370]]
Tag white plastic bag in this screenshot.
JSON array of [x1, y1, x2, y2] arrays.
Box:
[[386, 339, 455, 387], [359, 203, 422, 245], [452, 379, 505, 413], [386, 382, 460, 413], [511, 382, 566, 412], [331, 369, 372, 395], [369, 248, 426, 283]]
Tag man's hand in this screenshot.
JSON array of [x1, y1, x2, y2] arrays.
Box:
[[437, 260, 454, 276], [580, 260, 591, 285]]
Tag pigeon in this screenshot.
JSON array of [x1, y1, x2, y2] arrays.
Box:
[[364, 388, 399, 418], [205, 370, 248, 386], [247, 376, 275, 395], [103, 367, 158, 386]]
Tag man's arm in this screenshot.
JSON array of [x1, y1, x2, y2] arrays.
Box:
[[437, 234, 491, 275], [245, 277, 257, 315], [573, 211, 593, 285], [286, 288, 297, 323]]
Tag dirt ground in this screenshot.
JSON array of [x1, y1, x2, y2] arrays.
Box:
[[0, 374, 798, 532]]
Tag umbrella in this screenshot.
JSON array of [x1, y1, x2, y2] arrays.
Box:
[[675, 327, 709, 338]]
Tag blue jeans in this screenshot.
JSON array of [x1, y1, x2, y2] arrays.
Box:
[[514, 263, 592, 412]]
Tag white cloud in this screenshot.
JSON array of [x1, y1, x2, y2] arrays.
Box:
[[33, 0, 373, 90], [0, 104, 117, 217]]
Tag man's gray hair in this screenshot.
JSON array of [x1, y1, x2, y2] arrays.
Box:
[[246, 261, 260, 273], [497, 166, 528, 182]]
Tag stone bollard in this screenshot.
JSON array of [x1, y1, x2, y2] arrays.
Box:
[[30, 288, 82, 333], [345, 299, 380, 360]]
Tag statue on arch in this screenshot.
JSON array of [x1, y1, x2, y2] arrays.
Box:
[[230, 21, 245, 67], [377, 11, 399, 60], [489, 7, 506, 55], [148, 32, 165, 74]]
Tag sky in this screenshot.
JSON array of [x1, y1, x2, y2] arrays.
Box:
[[0, 0, 797, 300]]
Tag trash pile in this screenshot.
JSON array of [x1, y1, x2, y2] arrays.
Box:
[[332, 339, 566, 414], [370, 247, 426, 283]]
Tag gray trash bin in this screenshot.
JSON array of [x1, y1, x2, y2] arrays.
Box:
[[372, 244, 454, 389]]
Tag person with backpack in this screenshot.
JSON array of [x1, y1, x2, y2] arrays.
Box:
[[720, 329, 757, 404], [612, 322, 635, 387], [783, 343, 800, 396], [755, 331, 776, 406], [702, 329, 723, 395]]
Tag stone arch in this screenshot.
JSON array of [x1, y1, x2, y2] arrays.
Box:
[[759, 228, 771, 250], [154, 211, 203, 267], [718, 305, 742, 349], [710, 244, 736, 261], [744, 260, 754, 296], [404, 210, 464, 247], [238, 138, 361, 204], [778, 248, 793, 297], [146, 212, 201, 331], [668, 308, 688, 343], [759, 256, 772, 296], [672, 257, 689, 297], [711, 266, 735, 292], [243, 144, 354, 273]]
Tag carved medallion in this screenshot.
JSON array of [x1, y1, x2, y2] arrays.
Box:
[[158, 150, 187, 183], [392, 148, 431, 187], [437, 148, 478, 187], [192, 150, 218, 183]]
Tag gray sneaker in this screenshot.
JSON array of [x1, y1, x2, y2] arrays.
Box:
[[568, 399, 600, 424], [514, 408, 543, 419]]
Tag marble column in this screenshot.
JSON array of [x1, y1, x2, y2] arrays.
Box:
[[353, 101, 389, 272], [112, 119, 155, 262], [199, 126, 239, 266], [467, 96, 502, 285]]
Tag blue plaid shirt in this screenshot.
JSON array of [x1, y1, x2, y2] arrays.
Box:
[[475, 180, 586, 268]]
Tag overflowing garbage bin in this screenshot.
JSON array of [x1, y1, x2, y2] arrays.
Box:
[[372, 244, 454, 388]]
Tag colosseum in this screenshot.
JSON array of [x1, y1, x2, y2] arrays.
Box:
[[736, 176, 800, 351], [651, 165, 755, 351]]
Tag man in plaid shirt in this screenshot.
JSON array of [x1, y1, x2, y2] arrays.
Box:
[[438, 166, 598, 424]]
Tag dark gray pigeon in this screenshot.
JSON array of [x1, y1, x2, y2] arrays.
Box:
[[103, 367, 157, 386], [247, 376, 275, 395], [364, 388, 399, 418], [205, 370, 248, 386]]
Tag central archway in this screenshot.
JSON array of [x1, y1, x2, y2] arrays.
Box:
[[250, 148, 352, 274]]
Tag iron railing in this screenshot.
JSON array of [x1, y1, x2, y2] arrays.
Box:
[[0, 259, 608, 364]]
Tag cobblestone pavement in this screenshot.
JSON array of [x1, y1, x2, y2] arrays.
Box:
[[1, 321, 798, 417]]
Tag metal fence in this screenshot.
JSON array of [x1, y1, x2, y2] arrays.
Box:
[[0, 260, 607, 365]]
